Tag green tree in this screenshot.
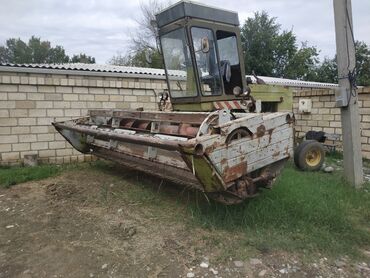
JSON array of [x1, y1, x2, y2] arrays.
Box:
[[70, 53, 95, 64], [314, 57, 338, 84], [240, 11, 319, 80], [313, 41, 370, 86], [355, 41, 370, 86], [109, 48, 163, 68], [0, 36, 95, 64]]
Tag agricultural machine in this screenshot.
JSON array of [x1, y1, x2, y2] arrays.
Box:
[[53, 1, 322, 204]]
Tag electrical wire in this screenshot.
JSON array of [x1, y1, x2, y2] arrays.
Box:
[[342, 0, 357, 106]]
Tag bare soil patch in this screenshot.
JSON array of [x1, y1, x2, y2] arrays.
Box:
[[0, 165, 369, 277]]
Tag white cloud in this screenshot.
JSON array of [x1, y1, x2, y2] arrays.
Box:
[[0, 0, 369, 63]]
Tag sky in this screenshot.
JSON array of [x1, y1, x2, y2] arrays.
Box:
[[0, 0, 369, 64]]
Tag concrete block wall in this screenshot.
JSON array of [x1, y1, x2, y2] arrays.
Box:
[[293, 87, 370, 158], [0, 72, 166, 165]]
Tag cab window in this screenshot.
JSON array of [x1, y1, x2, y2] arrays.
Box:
[[191, 27, 222, 96], [216, 31, 243, 95]]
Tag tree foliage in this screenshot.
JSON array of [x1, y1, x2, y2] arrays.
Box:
[[70, 53, 96, 64], [314, 41, 370, 86], [0, 36, 95, 64], [241, 11, 319, 80], [108, 0, 165, 69]]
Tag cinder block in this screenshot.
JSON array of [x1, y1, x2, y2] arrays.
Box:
[[27, 92, 45, 100], [68, 79, 75, 86], [56, 86, 72, 94], [38, 149, 56, 158], [87, 102, 102, 109], [8, 93, 27, 100], [20, 76, 29, 84], [37, 118, 53, 125], [12, 143, 30, 152], [323, 127, 335, 134], [31, 142, 49, 150], [53, 101, 71, 109], [65, 109, 81, 117], [19, 134, 37, 143], [29, 109, 46, 117], [96, 80, 103, 87], [2, 75, 11, 83], [38, 86, 56, 93], [18, 118, 36, 126], [71, 102, 87, 109], [73, 87, 88, 94], [15, 100, 35, 109], [0, 144, 11, 152], [0, 135, 18, 144], [124, 95, 137, 102], [95, 94, 109, 101], [63, 94, 79, 101], [37, 133, 54, 141], [133, 90, 147, 96], [79, 94, 95, 101], [115, 102, 130, 109], [329, 121, 342, 128], [52, 78, 60, 85], [0, 92, 7, 100], [37, 77, 45, 85], [89, 88, 104, 94], [0, 101, 15, 109], [0, 127, 10, 135], [102, 102, 116, 109], [10, 76, 20, 84], [49, 141, 65, 149], [322, 114, 334, 121], [10, 109, 28, 117], [45, 93, 63, 101], [0, 109, 9, 118], [29, 77, 37, 84], [56, 148, 73, 156], [63, 156, 71, 163], [30, 126, 49, 134], [11, 126, 30, 134], [36, 101, 53, 109], [110, 95, 124, 102], [137, 96, 150, 102], [105, 88, 119, 95], [47, 109, 64, 117], [0, 118, 17, 127], [88, 79, 97, 87], [0, 84, 18, 92], [19, 85, 37, 93], [1, 152, 20, 161]]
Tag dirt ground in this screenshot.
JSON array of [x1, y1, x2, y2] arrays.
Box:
[[0, 165, 369, 278]]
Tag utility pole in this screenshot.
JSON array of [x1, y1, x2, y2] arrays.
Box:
[[333, 0, 363, 187]]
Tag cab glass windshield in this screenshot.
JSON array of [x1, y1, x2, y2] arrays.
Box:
[[161, 28, 197, 98]]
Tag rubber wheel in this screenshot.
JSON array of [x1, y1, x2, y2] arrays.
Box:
[[294, 140, 325, 171]]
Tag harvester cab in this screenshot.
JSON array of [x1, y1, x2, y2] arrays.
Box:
[[155, 1, 255, 112], [53, 1, 297, 204]]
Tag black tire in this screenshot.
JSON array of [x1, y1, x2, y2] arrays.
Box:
[[294, 140, 325, 171]]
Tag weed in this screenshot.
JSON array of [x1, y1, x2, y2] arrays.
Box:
[[0, 164, 62, 188]]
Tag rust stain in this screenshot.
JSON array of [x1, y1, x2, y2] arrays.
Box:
[[267, 128, 275, 143], [256, 125, 266, 138], [205, 141, 222, 154], [220, 158, 228, 166], [222, 162, 248, 183], [272, 151, 280, 157]]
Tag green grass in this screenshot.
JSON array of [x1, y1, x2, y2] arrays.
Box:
[[187, 163, 370, 258], [0, 164, 63, 188], [1, 159, 369, 259]]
